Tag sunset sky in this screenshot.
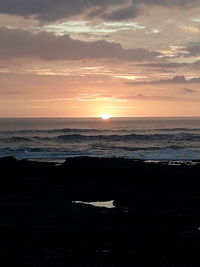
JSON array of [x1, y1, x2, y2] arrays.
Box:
[[1, 0, 200, 117]]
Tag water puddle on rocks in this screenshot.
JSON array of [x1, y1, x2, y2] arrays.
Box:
[[72, 200, 115, 208]]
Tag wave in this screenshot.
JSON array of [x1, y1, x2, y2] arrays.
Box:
[[0, 136, 32, 142], [156, 128, 200, 132], [55, 132, 200, 142], [0, 145, 200, 161], [0, 144, 197, 154], [89, 144, 190, 151], [1, 127, 200, 135], [1, 132, 200, 143], [0, 128, 129, 135]]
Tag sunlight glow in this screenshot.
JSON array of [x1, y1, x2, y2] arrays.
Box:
[[101, 114, 111, 120]]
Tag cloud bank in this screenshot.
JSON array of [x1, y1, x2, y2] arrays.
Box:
[[126, 75, 200, 85], [0, 27, 160, 61], [0, 0, 200, 21]]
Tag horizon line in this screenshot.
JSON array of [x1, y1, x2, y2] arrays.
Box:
[[0, 116, 200, 119]]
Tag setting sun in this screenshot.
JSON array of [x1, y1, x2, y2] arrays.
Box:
[[101, 114, 111, 120]]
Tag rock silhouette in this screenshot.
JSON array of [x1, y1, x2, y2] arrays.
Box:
[[0, 156, 200, 266]]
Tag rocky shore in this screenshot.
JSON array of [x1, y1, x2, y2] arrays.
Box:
[[1, 156, 200, 266]]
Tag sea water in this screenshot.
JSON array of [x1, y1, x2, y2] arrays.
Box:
[[0, 117, 200, 160]]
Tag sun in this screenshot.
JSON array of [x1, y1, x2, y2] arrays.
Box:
[[101, 114, 111, 120]]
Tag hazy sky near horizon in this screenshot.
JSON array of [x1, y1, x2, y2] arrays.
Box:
[[1, 0, 200, 117]]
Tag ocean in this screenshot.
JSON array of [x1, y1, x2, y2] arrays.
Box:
[[0, 117, 200, 161]]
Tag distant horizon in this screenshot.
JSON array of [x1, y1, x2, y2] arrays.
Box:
[[1, 116, 200, 119]]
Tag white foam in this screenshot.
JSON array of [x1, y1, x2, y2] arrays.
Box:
[[73, 200, 115, 208]]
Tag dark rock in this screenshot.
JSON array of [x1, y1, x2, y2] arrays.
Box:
[[0, 157, 200, 266]]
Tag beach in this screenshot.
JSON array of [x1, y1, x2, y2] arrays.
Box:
[[1, 156, 200, 266]]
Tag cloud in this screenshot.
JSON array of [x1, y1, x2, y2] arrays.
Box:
[[178, 25, 200, 34], [119, 93, 200, 102], [192, 60, 200, 68], [33, 94, 127, 103], [135, 61, 200, 70], [103, 5, 139, 21], [0, 27, 160, 61], [126, 75, 200, 85], [0, 0, 199, 22], [135, 62, 187, 68], [76, 95, 126, 102], [121, 93, 175, 101], [134, 0, 200, 7], [185, 44, 200, 56], [183, 88, 196, 93], [0, 0, 125, 21]]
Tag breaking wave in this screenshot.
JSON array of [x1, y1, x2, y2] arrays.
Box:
[[1, 118, 200, 160], [0, 132, 200, 143]]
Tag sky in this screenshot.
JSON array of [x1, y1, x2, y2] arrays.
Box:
[[0, 0, 200, 117]]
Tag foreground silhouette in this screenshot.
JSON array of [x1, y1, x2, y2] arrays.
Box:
[[0, 156, 200, 266]]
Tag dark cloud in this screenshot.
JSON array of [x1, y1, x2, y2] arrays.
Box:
[[0, 27, 160, 61], [183, 88, 196, 93], [133, 0, 200, 7], [0, 0, 126, 21], [126, 75, 200, 85], [103, 5, 139, 21], [0, 0, 199, 21], [185, 44, 200, 57]]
